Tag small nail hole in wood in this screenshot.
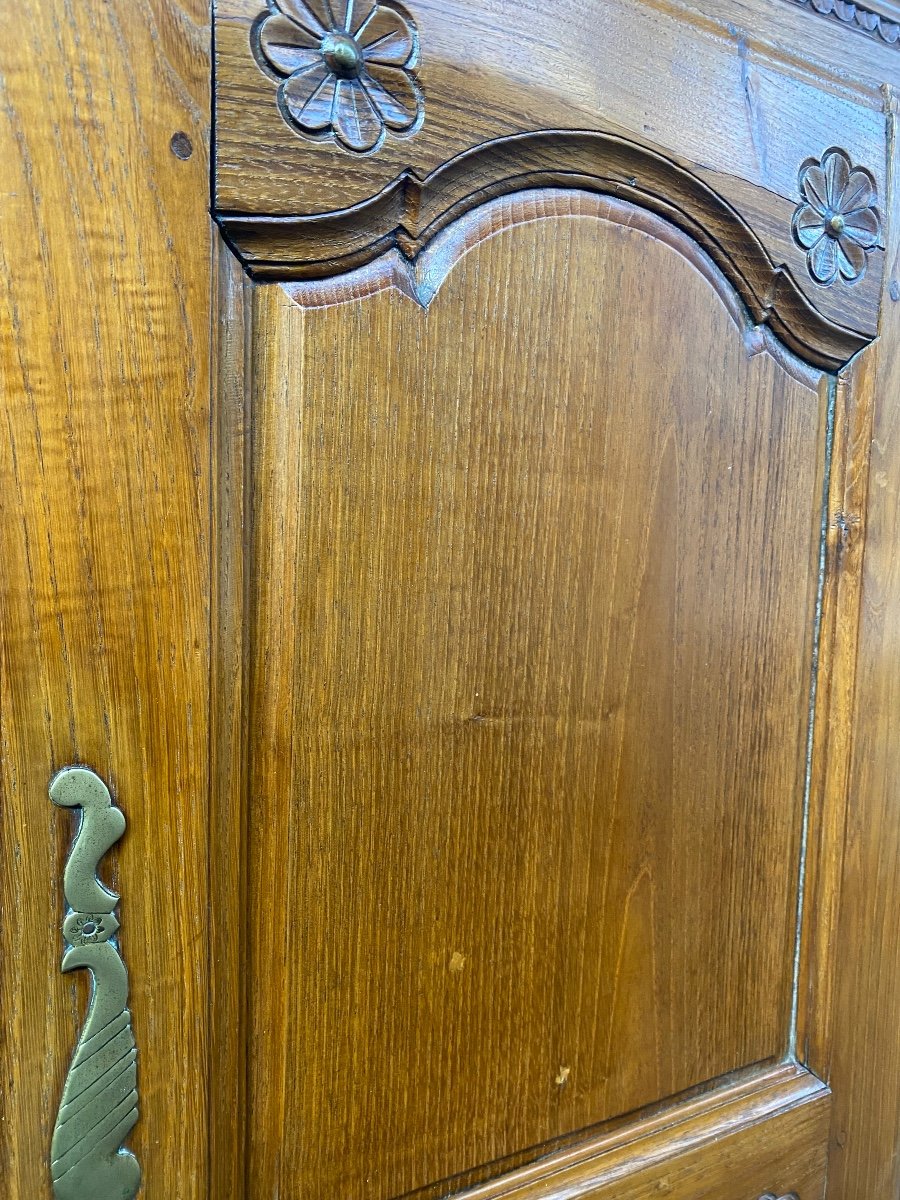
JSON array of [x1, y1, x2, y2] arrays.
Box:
[[170, 131, 193, 161]]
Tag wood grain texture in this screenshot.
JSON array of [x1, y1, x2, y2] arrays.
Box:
[[224, 192, 832, 1200], [794, 359, 873, 1079], [210, 239, 253, 1200], [0, 1, 212, 1197], [218, 130, 876, 371], [679, 11, 900, 1192], [782, 0, 900, 49], [684, 0, 900, 94], [213, 0, 887, 342], [452, 1063, 828, 1199], [824, 90, 900, 1200], [689, 0, 900, 103]]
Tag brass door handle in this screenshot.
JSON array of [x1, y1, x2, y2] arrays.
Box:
[[49, 767, 140, 1200]]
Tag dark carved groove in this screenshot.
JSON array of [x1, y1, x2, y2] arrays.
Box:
[[216, 130, 871, 370]]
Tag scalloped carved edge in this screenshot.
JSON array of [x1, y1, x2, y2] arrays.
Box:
[[787, 0, 900, 46], [283, 189, 823, 389], [216, 130, 872, 370]]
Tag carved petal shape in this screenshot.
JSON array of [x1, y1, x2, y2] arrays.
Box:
[[837, 237, 866, 281], [63, 909, 120, 945], [793, 205, 825, 249], [326, 0, 354, 30], [842, 205, 881, 248], [809, 235, 839, 285], [282, 62, 331, 127], [274, 0, 328, 38], [296, 70, 338, 130], [794, 149, 879, 287], [823, 148, 850, 208], [259, 13, 322, 75], [841, 168, 875, 214], [341, 0, 378, 31], [356, 5, 416, 65], [362, 63, 421, 130], [801, 164, 830, 215], [334, 77, 383, 152], [257, 0, 422, 153]]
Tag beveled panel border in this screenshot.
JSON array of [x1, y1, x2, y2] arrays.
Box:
[[217, 130, 877, 370], [432, 1063, 827, 1200]]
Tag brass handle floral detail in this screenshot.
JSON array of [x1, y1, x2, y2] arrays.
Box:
[[50, 767, 140, 1200], [792, 147, 881, 286], [251, 0, 424, 154]]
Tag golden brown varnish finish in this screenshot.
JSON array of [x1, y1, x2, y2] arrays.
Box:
[[229, 194, 830, 1200], [456, 1064, 828, 1200], [822, 93, 900, 1200], [214, 0, 887, 345], [0, 1, 212, 1197], [2, 1, 898, 1198], [218, 128, 872, 370]]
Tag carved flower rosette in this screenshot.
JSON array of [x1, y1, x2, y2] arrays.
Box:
[[792, 147, 881, 286], [252, 0, 424, 154]]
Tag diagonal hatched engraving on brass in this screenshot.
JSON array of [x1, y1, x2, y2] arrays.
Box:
[[50, 767, 140, 1200]]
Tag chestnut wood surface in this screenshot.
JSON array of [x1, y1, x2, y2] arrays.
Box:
[[3, 2, 900, 1199], [211, 239, 254, 1200], [823, 91, 900, 1200], [453, 1063, 829, 1200], [792, 356, 872, 1082], [213, 0, 887, 344], [697, 0, 900, 83], [228, 191, 831, 1200], [218, 125, 874, 370], [0, 1, 212, 1198]]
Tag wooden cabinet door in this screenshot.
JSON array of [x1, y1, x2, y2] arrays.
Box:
[[2, 1, 899, 1199]]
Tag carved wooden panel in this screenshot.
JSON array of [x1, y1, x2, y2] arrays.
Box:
[[4, 1, 899, 1198], [208, 2, 896, 1197], [215, 191, 834, 1199], [785, 0, 900, 46], [214, 0, 888, 356]]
